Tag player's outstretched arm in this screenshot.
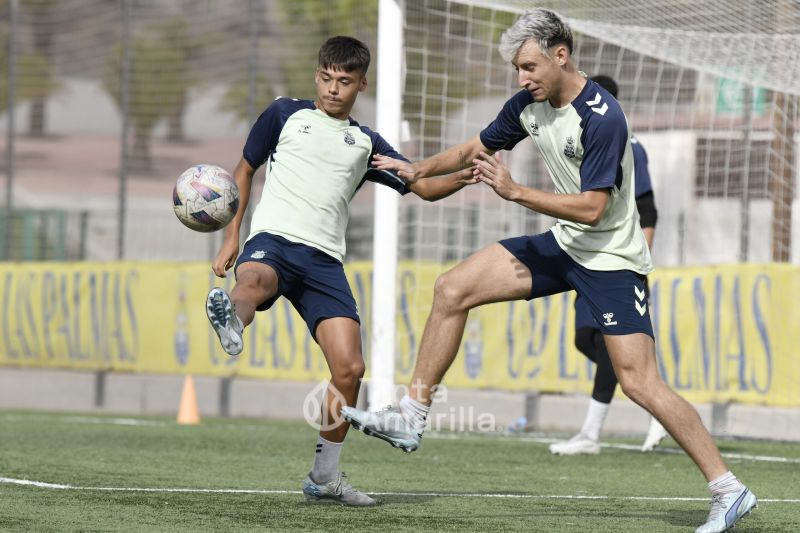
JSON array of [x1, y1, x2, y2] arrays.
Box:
[[212, 157, 256, 278], [407, 167, 477, 201], [372, 134, 489, 183], [474, 151, 609, 226]]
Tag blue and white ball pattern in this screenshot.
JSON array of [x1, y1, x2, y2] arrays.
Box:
[[172, 164, 239, 232]]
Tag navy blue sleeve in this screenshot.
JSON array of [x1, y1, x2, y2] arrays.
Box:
[[242, 98, 294, 170], [479, 90, 532, 151], [631, 138, 653, 197], [362, 128, 411, 195], [578, 108, 628, 192]]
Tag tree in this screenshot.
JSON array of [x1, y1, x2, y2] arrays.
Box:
[[22, 0, 60, 137], [153, 15, 213, 143], [103, 38, 185, 172], [219, 74, 276, 124], [0, 33, 60, 118], [219, 0, 378, 126]]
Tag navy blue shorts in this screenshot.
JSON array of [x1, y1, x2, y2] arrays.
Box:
[[574, 276, 650, 331], [499, 231, 653, 337], [235, 232, 359, 338], [574, 295, 599, 331]]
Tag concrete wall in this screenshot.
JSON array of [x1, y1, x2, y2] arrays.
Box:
[[1, 367, 798, 442]]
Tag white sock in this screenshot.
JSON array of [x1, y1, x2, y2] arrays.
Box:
[[399, 394, 429, 430], [708, 471, 744, 495], [311, 436, 342, 484], [579, 398, 610, 442]]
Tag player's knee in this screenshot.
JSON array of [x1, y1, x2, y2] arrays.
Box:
[[331, 358, 365, 388], [235, 267, 277, 297], [616, 371, 647, 405], [433, 272, 468, 311], [232, 273, 260, 301]]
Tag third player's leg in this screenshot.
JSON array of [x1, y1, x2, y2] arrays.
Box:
[[590, 330, 618, 403], [231, 262, 279, 327], [315, 316, 364, 442], [410, 243, 533, 404], [604, 333, 728, 481]]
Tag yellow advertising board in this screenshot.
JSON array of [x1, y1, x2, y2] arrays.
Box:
[[0, 261, 797, 406]]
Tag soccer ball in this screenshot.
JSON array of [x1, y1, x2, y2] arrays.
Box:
[[172, 164, 239, 232]]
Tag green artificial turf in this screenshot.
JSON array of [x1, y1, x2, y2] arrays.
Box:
[[1, 412, 798, 532]]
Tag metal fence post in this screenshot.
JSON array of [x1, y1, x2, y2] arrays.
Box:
[[4, 0, 19, 261]]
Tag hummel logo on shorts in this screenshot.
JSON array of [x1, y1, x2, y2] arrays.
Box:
[[603, 312, 617, 326]]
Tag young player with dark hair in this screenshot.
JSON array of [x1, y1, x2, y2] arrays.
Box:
[[206, 35, 475, 506]]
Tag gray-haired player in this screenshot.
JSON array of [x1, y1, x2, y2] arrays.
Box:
[[343, 10, 757, 532]]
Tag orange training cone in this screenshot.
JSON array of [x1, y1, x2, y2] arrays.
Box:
[[177, 374, 201, 425]]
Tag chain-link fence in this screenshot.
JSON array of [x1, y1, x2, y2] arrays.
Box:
[[0, 0, 379, 261], [1, 0, 798, 264]]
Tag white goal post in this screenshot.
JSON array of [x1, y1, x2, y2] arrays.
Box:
[[369, 0, 404, 409]]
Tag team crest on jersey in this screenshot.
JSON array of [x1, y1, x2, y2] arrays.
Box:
[[343, 131, 355, 145], [529, 121, 540, 136], [563, 136, 576, 159]]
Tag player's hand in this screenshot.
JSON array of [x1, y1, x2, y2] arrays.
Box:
[[456, 166, 480, 186], [212, 237, 239, 278], [473, 151, 519, 201], [371, 154, 421, 184]]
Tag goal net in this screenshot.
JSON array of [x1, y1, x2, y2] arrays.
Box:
[[387, 0, 799, 399], [399, 0, 799, 268]]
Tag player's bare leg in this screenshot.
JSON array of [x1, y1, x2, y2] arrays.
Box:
[[315, 317, 364, 443], [409, 243, 531, 403], [604, 333, 726, 479], [302, 316, 375, 506], [230, 262, 279, 327], [343, 243, 531, 449], [207, 262, 278, 356], [604, 333, 757, 532]]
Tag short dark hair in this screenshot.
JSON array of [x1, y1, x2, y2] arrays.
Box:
[[318, 36, 371, 75], [591, 75, 619, 98]]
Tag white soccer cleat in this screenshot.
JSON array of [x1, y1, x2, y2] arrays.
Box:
[[206, 287, 244, 356], [549, 433, 600, 455], [341, 405, 421, 452], [302, 472, 376, 507], [695, 486, 757, 533], [641, 417, 669, 452]]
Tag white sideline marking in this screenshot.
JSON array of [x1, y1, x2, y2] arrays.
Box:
[[63, 416, 169, 427], [426, 432, 800, 464], [0, 414, 168, 427], [1, 476, 798, 503]]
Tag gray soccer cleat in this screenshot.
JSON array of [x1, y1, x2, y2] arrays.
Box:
[[206, 287, 244, 356], [302, 472, 376, 507], [548, 433, 601, 456], [695, 486, 757, 533], [341, 405, 421, 452]]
